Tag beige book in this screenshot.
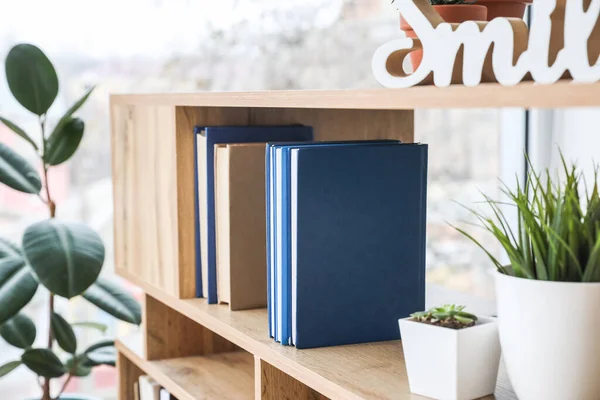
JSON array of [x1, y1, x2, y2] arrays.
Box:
[[138, 375, 161, 400], [215, 143, 268, 311], [134, 381, 140, 400], [197, 131, 209, 298]]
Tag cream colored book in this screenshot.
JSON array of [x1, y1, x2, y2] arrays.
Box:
[[138, 375, 161, 400], [215, 143, 268, 310], [197, 131, 209, 298]]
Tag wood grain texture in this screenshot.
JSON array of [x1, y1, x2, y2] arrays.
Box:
[[144, 293, 237, 360], [117, 333, 254, 400], [256, 358, 327, 400], [122, 271, 515, 400], [111, 103, 179, 297], [110, 82, 600, 109], [117, 351, 144, 400]]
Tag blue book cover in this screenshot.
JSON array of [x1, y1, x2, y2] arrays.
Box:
[[289, 143, 428, 349], [195, 126, 313, 303], [270, 141, 403, 346], [193, 132, 203, 297]]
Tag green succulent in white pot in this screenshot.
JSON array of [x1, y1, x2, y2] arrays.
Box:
[[455, 157, 600, 400], [0, 44, 141, 400]]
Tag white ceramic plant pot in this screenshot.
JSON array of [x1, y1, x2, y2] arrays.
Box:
[[496, 272, 600, 400], [399, 316, 500, 400]]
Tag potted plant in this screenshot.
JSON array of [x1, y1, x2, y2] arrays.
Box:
[[455, 159, 600, 400], [396, 0, 488, 71], [399, 304, 501, 400], [476, 0, 532, 21], [0, 44, 142, 400]]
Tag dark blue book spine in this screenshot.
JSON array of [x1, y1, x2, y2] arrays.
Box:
[[193, 131, 202, 298]]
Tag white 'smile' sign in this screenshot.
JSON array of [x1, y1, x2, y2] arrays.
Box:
[[372, 0, 600, 87]]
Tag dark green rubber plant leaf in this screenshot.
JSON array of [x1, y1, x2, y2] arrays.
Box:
[[51, 86, 95, 139], [5, 44, 58, 116], [22, 220, 104, 299], [44, 117, 85, 166], [0, 313, 36, 349], [83, 277, 141, 325], [0, 116, 37, 149], [0, 142, 42, 194], [21, 348, 66, 378], [0, 360, 21, 378], [84, 348, 116, 367], [65, 354, 92, 377], [0, 238, 21, 259], [0, 257, 38, 324], [51, 312, 77, 354]]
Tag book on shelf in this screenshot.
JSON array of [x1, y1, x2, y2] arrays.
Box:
[[268, 141, 428, 349], [160, 388, 177, 400], [194, 125, 313, 303], [139, 375, 161, 400], [134, 381, 140, 400], [215, 143, 270, 310]]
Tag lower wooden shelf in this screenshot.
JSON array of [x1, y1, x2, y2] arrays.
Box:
[[117, 269, 515, 400], [116, 333, 254, 400]]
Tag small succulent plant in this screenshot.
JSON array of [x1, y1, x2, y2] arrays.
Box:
[[411, 304, 477, 329]]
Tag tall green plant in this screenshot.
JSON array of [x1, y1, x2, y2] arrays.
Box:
[[0, 44, 141, 400], [454, 157, 600, 282]]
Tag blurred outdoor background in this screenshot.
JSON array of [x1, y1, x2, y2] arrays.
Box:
[[1, 0, 599, 398]]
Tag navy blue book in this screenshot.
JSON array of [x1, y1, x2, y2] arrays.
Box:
[[268, 140, 405, 345], [290, 143, 428, 349], [194, 126, 313, 303]]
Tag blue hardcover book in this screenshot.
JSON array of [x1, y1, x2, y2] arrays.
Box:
[[194, 126, 313, 303], [270, 140, 403, 345], [289, 143, 428, 349], [193, 132, 203, 297]]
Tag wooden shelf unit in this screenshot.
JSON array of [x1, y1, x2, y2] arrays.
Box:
[[110, 84, 600, 399]]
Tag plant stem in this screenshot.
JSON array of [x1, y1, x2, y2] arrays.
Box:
[[40, 116, 56, 400], [56, 373, 73, 399]]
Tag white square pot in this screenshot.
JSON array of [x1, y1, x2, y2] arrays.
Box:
[[399, 316, 501, 400]]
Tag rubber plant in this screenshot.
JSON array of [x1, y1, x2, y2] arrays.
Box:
[[0, 43, 141, 400]]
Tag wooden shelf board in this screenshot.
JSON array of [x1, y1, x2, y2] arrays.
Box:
[[116, 332, 254, 400], [110, 82, 600, 109], [118, 268, 515, 400]]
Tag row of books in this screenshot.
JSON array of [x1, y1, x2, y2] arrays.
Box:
[[193, 125, 313, 308], [136, 375, 177, 400], [267, 141, 428, 349]]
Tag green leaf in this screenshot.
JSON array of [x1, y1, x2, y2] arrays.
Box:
[[65, 354, 92, 377], [51, 312, 77, 354], [70, 321, 108, 334], [0, 360, 21, 377], [21, 348, 66, 378], [83, 278, 141, 325], [0, 257, 38, 324], [85, 347, 116, 367], [83, 339, 114, 354], [44, 117, 85, 166], [0, 116, 38, 150], [0, 142, 42, 194], [51, 86, 95, 140], [0, 313, 36, 349], [22, 220, 104, 299], [5, 44, 58, 116], [0, 238, 21, 259]]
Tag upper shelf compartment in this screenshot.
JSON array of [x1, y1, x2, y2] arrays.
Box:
[[111, 82, 600, 110]]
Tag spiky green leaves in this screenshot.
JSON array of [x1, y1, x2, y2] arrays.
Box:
[[22, 220, 105, 299], [454, 156, 600, 282]]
